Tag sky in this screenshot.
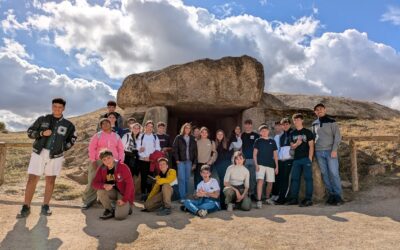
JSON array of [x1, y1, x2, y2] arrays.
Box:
[[0, 0, 399, 131]]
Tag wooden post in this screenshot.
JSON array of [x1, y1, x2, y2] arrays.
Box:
[[0, 142, 6, 186], [350, 139, 359, 192]]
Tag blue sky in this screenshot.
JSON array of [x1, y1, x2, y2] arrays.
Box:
[[0, 0, 400, 130]]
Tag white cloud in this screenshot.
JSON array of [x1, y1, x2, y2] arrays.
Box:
[[259, 0, 268, 7], [0, 38, 30, 59], [0, 0, 399, 132], [0, 44, 116, 131], [381, 6, 400, 26]]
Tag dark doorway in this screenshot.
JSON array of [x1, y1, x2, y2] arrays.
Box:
[[167, 109, 242, 141]]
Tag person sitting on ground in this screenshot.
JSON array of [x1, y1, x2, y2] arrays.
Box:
[[92, 149, 134, 220], [253, 124, 279, 208], [143, 157, 179, 216], [181, 165, 221, 217], [223, 151, 251, 212]]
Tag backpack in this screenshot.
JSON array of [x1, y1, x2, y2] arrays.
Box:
[[140, 133, 157, 148]]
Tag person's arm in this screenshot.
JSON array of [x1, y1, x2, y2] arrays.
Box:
[[92, 167, 104, 190], [27, 116, 43, 139], [119, 166, 134, 204], [156, 169, 177, 185], [208, 141, 218, 165], [331, 123, 341, 158], [155, 137, 161, 151], [117, 137, 125, 162], [64, 124, 77, 151], [274, 150, 279, 175], [88, 134, 98, 162], [308, 140, 314, 161], [253, 147, 259, 172], [172, 136, 180, 163], [206, 190, 220, 199]]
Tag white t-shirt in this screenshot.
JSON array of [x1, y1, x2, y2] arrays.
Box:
[[137, 133, 161, 158], [196, 178, 220, 193]]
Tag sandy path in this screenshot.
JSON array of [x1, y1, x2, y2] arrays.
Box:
[[0, 185, 399, 250]]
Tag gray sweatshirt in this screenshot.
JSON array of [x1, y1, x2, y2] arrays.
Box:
[[311, 116, 341, 152]]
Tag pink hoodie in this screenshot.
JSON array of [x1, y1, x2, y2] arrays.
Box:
[[88, 131, 125, 162]]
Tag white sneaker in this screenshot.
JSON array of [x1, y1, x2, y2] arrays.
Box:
[[197, 209, 208, 217], [227, 203, 234, 212], [266, 198, 275, 205], [256, 201, 262, 209], [271, 195, 279, 201]]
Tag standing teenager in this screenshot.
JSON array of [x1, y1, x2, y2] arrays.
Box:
[[17, 98, 77, 218]]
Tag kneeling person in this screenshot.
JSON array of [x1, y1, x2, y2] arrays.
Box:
[[182, 165, 221, 217], [93, 150, 135, 220], [144, 158, 179, 216]]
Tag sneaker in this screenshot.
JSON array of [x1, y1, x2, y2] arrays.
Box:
[[332, 196, 344, 206], [157, 207, 171, 216], [275, 198, 286, 205], [197, 209, 208, 217], [41, 205, 52, 216], [180, 205, 188, 212], [265, 198, 275, 205], [227, 203, 234, 212], [179, 199, 185, 204], [271, 195, 279, 201], [326, 195, 335, 205], [99, 209, 114, 220], [286, 199, 299, 205], [256, 201, 262, 209], [140, 208, 149, 212], [299, 199, 313, 207], [81, 201, 94, 210], [16, 205, 31, 218], [128, 207, 133, 215]]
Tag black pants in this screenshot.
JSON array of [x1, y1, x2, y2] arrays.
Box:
[[277, 160, 293, 202], [194, 163, 206, 190], [124, 153, 139, 176], [137, 160, 153, 195]]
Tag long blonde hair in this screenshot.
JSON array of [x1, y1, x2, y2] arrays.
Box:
[[180, 123, 192, 136]]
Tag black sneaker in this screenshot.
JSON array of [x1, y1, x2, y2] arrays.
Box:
[[286, 199, 299, 205], [299, 199, 313, 207], [333, 196, 344, 206], [17, 205, 31, 218], [41, 205, 52, 216], [326, 195, 335, 205], [99, 209, 114, 220], [128, 207, 133, 215], [157, 207, 171, 216], [275, 199, 286, 205], [180, 205, 188, 212]]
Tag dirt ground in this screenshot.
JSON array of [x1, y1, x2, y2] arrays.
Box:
[[0, 184, 399, 250]]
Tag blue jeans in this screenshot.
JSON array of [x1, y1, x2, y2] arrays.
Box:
[[184, 198, 220, 215], [178, 161, 192, 200], [245, 159, 256, 196], [289, 157, 313, 200], [315, 150, 342, 198]]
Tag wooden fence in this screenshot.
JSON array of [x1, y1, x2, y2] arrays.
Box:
[[1, 137, 399, 190]]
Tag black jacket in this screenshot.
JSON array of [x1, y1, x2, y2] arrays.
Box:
[[27, 114, 77, 158], [172, 135, 197, 164]]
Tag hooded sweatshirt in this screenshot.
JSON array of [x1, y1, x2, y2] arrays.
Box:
[[311, 116, 341, 152]]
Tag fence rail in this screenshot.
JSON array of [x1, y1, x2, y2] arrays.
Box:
[[1, 137, 399, 189]]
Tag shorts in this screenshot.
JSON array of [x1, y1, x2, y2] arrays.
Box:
[[27, 149, 64, 176], [256, 165, 275, 182]]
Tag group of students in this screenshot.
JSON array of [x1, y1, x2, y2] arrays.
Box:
[[17, 99, 344, 221]]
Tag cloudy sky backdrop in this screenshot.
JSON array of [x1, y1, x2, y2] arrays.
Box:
[[0, 0, 400, 131]]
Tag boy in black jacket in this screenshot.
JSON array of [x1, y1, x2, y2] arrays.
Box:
[[17, 98, 77, 218]]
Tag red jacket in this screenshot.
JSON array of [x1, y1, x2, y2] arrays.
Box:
[[149, 150, 166, 174], [92, 161, 135, 204]]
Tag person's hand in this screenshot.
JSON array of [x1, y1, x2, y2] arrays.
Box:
[[275, 167, 279, 175], [236, 193, 243, 202], [331, 151, 338, 158], [296, 136, 303, 145], [117, 200, 125, 206], [103, 184, 113, 191], [42, 129, 52, 137], [139, 147, 145, 153], [197, 190, 206, 197], [192, 165, 196, 171]]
